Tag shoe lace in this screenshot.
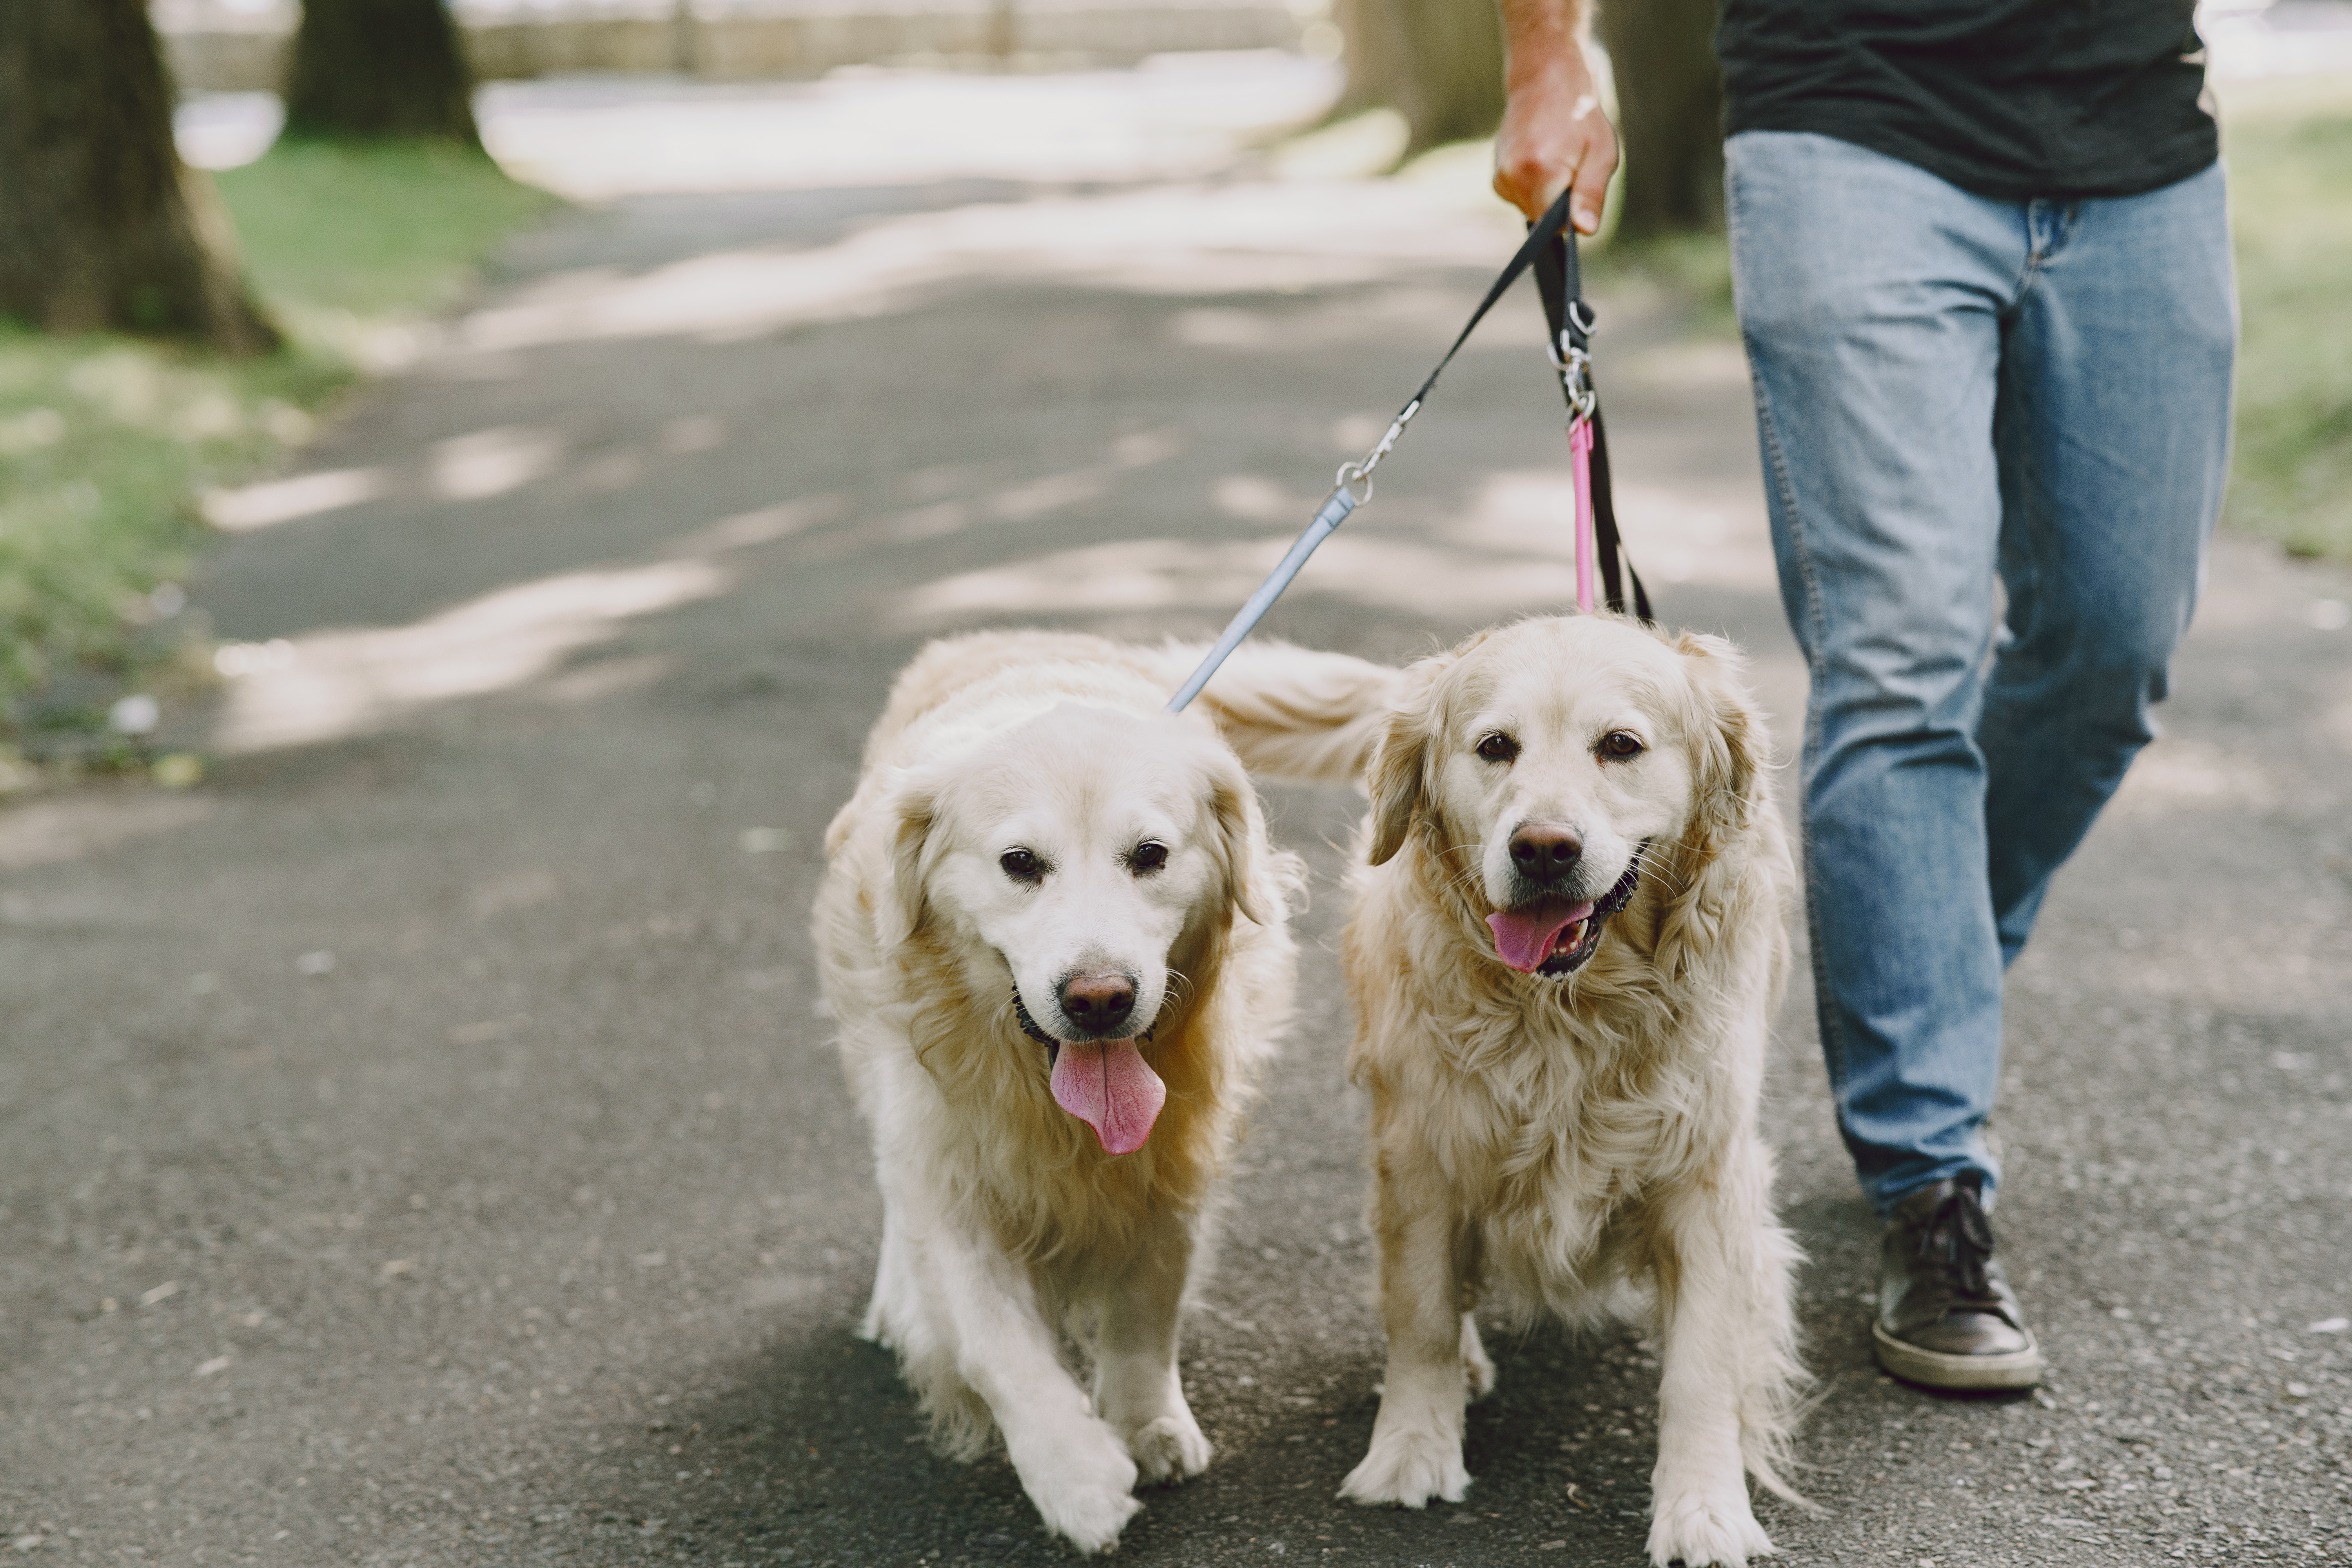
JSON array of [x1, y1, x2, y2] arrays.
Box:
[[1915, 1176, 2002, 1309]]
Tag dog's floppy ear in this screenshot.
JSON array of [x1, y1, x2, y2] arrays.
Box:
[[1367, 650, 1459, 867], [873, 772, 940, 951], [1652, 631, 1782, 983], [1673, 631, 1766, 853], [1204, 751, 1276, 927], [1366, 703, 1428, 868]]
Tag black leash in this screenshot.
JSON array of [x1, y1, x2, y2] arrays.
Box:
[[1533, 224, 1650, 622], [1166, 185, 1647, 713]]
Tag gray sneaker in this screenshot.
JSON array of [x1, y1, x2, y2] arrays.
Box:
[[1872, 1172, 2043, 1391]]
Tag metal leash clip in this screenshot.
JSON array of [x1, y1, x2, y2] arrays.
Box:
[[1547, 316, 1598, 426], [1346, 394, 1422, 497]]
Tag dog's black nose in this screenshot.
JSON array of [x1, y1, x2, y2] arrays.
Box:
[[1509, 824, 1583, 884], [1058, 973, 1136, 1035]]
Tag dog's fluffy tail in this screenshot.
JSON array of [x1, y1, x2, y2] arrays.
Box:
[[1157, 640, 1400, 786]]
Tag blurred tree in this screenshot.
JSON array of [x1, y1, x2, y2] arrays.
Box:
[[1336, 0, 1506, 157], [284, 0, 483, 145], [1596, 0, 1724, 236], [0, 0, 277, 352]]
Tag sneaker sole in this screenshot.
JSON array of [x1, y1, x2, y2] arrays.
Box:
[[1873, 1323, 2043, 1391]]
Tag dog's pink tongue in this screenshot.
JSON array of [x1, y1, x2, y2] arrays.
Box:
[[1487, 898, 1597, 973], [1050, 1038, 1166, 1156]]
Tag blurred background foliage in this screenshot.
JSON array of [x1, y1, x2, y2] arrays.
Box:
[[2221, 73, 2352, 563]]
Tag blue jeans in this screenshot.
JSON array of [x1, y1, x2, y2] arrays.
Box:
[[1724, 132, 2236, 1217]]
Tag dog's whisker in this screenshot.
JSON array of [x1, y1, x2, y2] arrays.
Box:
[[1438, 861, 1489, 895], [1163, 967, 1200, 1015]]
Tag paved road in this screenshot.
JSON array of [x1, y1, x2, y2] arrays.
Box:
[[9, 64, 2352, 1568]]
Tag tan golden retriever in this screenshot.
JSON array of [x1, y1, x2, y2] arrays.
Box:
[[812, 630, 1319, 1554], [1208, 614, 1807, 1568]]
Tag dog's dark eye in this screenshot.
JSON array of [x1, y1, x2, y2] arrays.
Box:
[[999, 848, 1045, 884], [1599, 731, 1645, 760], [1475, 732, 1520, 764], [1128, 841, 1169, 874]]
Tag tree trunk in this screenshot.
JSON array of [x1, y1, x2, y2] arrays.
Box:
[[1336, 0, 1506, 158], [0, 0, 277, 352], [1332, 0, 1407, 120], [283, 0, 482, 145], [1596, 0, 1724, 237]]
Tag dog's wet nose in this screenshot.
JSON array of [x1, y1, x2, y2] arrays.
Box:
[[1509, 824, 1583, 884], [1058, 972, 1137, 1036]]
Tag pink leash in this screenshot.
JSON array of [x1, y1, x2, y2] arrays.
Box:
[[1569, 417, 1597, 614]]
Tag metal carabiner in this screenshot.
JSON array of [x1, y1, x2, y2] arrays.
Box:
[[1350, 396, 1421, 486], [1544, 309, 1596, 367], [1564, 381, 1597, 428], [1549, 341, 1597, 426]]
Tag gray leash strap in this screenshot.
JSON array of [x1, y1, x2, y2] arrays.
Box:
[[1165, 185, 1581, 713], [1163, 481, 1361, 713]]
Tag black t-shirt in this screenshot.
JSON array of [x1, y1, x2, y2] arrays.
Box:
[[1715, 0, 2219, 201]]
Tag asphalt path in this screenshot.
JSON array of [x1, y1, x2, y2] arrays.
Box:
[[7, 66, 2352, 1568]]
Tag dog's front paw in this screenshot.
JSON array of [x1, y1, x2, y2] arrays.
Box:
[[1021, 1439, 1148, 1561], [1026, 1441, 1143, 1556], [1339, 1423, 1470, 1509], [1126, 1410, 1212, 1485], [1646, 1485, 1773, 1568]]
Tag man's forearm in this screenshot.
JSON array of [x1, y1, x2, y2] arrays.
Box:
[[1491, 0, 1616, 228], [1497, 0, 1588, 91]]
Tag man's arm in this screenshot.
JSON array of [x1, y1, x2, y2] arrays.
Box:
[[1493, 0, 1617, 233]]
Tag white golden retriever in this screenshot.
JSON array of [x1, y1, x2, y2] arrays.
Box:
[[1215, 615, 1808, 1568], [811, 630, 1313, 1554]]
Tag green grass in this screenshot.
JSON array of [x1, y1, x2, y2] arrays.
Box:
[[218, 139, 559, 327], [0, 141, 557, 756], [0, 330, 345, 744], [2219, 74, 2352, 561]]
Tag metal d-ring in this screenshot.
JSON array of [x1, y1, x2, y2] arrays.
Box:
[[1334, 459, 1374, 507]]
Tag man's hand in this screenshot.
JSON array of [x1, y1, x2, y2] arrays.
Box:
[[1493, 3, 1617, 234]]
